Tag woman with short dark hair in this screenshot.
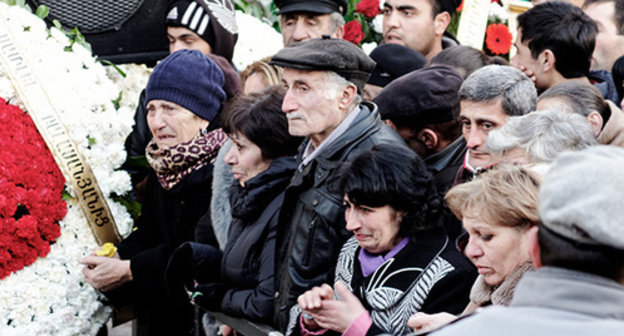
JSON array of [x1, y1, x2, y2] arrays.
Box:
[[166, 86, 302, 325], [293, 144, 476, 336]]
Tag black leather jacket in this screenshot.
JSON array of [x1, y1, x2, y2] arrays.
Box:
[[273, 102, 406, 330]]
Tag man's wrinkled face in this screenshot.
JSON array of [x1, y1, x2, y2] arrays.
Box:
[[280, 12, 340, 46], [584, 2, 624, 71], [281, 69, 346, 147], [382, 0, 438, 57]]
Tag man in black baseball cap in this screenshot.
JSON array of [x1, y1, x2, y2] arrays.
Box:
[[275, 0, 347, 46], [271, 37, 406, 331], [364, 44, 427, 100]]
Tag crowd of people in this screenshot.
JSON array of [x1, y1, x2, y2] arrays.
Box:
[[80, 0, 624, 335]]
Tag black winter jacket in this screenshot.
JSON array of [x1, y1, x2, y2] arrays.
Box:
[[219, 157, 296, 323], [273, 102, 406, 330], [112, 164, 218, 336]]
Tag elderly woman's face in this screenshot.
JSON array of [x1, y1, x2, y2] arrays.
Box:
[[343, 196, 402, 254], [462, 209, 531, 286], [147, 99, 209, 148]]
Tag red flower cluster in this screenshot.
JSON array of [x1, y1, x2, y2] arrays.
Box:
[[356, 0, 382, 18], [344, 20, 365, 45], [485, 23, 513, 55], [0, 98, 67, 279]]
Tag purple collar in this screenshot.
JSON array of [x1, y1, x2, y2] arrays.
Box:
[[358, 237, 409, 277]]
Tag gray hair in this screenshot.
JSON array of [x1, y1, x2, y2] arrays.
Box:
[[487, 109, 598, 163], [459, 65, 537, 116], [538, 81, 609, 118], [329, 12, 345, 32], [324, 71, 362, 106]]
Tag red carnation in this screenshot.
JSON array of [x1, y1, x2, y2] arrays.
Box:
[[343, 20, 365, 45], [356, 0, 382, 18], [0, 98, 66, 279], [485, 23, 513, 55], [457, 0, 464, 12]]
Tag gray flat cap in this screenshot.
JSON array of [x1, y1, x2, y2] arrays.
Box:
[[539, 145, 624, 249], [270, 37, 376, 93]]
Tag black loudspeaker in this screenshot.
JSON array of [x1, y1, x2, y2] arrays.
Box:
[[27, 0, 170, 64]]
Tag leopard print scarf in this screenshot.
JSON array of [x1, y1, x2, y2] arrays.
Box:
[[146, 128, 227, 190]]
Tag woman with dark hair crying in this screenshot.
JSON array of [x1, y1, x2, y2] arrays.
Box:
[[292, 144, 477, 336]]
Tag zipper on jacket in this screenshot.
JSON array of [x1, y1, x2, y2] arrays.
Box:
[[303, 218, 317, 266]]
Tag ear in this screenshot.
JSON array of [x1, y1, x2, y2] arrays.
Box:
[[434, 12, 451, 36], [586, 111, 604, 137], [384, 119, 399, 132], [338, 84, 358, 111], [395, 210, 406, 223], [418, 128, 439, 150], [540, 49, 556, 73], [332, 25, 344, 39], [528, 226, 542, 268]]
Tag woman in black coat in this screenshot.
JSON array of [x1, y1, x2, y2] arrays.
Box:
[[81, 50, 227, 336], [166, 86, 302, 325]]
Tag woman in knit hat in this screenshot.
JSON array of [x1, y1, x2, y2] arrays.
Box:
[[124, 0, 240, 200], [82, 49, 227, 336]]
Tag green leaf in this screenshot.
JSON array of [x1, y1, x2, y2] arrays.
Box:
[[53, 19, 63, 31], [124, 155, 150, 168], [112, 91, 123, 110], [111, 193, 142, 220], [100, 59, 127, 77], [35, 5, 49, 19], [62, 189, 74, 201]]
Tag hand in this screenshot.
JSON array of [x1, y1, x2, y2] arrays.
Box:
[[220, 324, 236, 336], [191, 282, 229, 311], [298, 283, 334, 311], [304, 282, 367, 333], [80, 256, 132, 292], [407, 312, 457, 333], [511, 63, 537, 84]]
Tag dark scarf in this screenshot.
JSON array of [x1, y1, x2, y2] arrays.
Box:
[[229, 157, 296, 221], [146, 128, 226, 190]]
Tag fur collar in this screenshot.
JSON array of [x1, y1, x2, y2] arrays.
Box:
[[470, 262, 534, 307], [598, 101, 624, 148]]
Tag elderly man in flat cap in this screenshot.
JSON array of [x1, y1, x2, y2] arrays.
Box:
[[270, 37, 405, 331], [382, 0, 461, 59], [275, 0, 347, 46], [429, 145, 624, 336]]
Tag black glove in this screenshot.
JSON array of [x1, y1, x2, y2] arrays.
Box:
[[165, 242, 223, 303], [165, 242, 195, 302], [191, 282, 229, 311]]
